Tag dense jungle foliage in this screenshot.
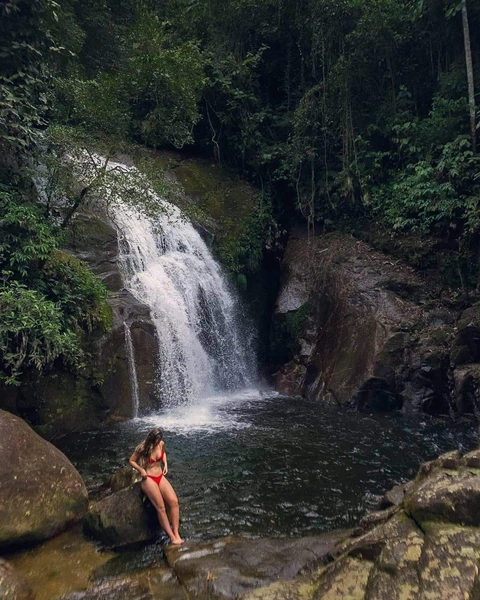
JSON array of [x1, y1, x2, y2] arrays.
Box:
[[0, 0, 479, 384]]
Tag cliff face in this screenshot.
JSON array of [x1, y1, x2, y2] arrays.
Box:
[[0, 209, 160, 435], [273, 228, 480, 414]]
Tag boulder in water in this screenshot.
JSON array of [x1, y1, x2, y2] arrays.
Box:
[[84, 484, 159, 548], [0, 559, 35, 600], [0, 410, 88, 550]]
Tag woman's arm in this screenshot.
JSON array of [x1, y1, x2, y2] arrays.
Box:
[[129, 452, 147, 478], [162, 447, 168, 476]]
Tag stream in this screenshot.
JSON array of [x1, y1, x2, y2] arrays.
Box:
[[58, 389, 480, 541]]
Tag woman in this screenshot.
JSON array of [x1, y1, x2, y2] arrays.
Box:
[[129, 427, 184, 545]]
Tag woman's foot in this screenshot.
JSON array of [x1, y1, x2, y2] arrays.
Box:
[[169, 535, 184, 545]]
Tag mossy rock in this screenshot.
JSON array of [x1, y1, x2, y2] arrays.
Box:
[[0, 410, 88, 550]]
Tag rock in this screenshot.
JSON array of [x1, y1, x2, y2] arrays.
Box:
[[106, 466, 140, 494], [7, 526, 116, 600], [96, 294, 159, 419], [358, 505, 398, 533], [165, 532, 348, 599], [462, 448, 480, 469], [0, 410, 88, 550], [351, 377, 401, 413], [54, 567, 188, 600], [416, 524, 480, 600], [274, 362, 307, 396], [54, 578, 153, 600], [272, 229, 480, 415], [361, 518, 424, 600], [453, 364, 480, 414], [313, 555, 373, 600], [378, 483, 407, 509], [0, 207, 161, 433], [72, 209, 161, 420], [84, 484, 159, 548], [225, 451, 480, 599], [273, 231, 423, 410], [404, 469, 480, 528], [450, 303, 480, 366], [0, 559, 35, 600], [400, 347, 452, 415], [436, 449, 462, 470]]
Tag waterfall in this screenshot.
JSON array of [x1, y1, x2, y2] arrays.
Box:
[[124, 321, 140, 417], [104, 160, 255, 408]]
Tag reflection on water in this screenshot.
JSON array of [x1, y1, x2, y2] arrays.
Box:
[[58, 391, 480, 540]]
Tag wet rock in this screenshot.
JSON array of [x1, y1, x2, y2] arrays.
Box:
[[273, 231, 422, 411], [272, 229, 480, 415], [362, 519, 424, 600], [54, 578, 153, 600], [75, 209, 161, 420], [0, 410, 88, 550], [97, 294, 159, 419], [84, 484, 159, 548], [453, 364, 480, 414], [462, 448, 480, 469], [92, 559, 187, 600], [0, 559, 35, 600], [7, 526, 115, 600], [351, 378, 401, 413], [165, 532, 348, 599], [404, 469, 480, 528], [105, 466, 140, 494], [313, 555, 373, 599], [358, 505, 398, 533], [274, 362, 307, 396], [417, 524, 480, 600], [378, 483, 407, 510], [450, 303, 480, 366], [400, 346, 451, 414]]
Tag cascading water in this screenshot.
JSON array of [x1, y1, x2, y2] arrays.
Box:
[[124, 321, 140, 417], [104, 160, 255, 411]]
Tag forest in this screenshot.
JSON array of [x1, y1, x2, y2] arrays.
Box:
[[0, 0, 479, 387]]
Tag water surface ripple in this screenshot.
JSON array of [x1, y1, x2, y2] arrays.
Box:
[[58, 392, 479, 540]]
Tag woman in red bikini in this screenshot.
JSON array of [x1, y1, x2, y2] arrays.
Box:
[[129, 428, 184, 545]]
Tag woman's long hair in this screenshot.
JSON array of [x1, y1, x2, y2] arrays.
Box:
[[135, 428, 163, 468]]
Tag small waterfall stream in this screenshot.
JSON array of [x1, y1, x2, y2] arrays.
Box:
[[105, 160, 255, 411], [123, 321, 140, 417]]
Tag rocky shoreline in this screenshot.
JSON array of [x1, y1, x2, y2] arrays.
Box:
[[2, 408, 480, 600]]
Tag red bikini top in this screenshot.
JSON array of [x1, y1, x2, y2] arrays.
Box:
[[149, 450, 164, 464]]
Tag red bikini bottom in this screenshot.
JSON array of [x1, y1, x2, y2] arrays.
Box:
[[147, 474, 163, 485]]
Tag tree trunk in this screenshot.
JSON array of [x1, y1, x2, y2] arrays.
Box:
[[462, 0, 476, 152]]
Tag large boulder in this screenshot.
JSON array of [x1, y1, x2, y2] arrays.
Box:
[[404, 465, 480, 529], [84, 484, 159, 548], [0, 559, 35, 600], [0, 410, 88, 550], [165, 532, 348, 599], [272, 229, 469, 414], [273, 230, 422, 409]]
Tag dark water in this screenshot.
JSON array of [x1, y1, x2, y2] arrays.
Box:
[[58, 391, 480, 541]]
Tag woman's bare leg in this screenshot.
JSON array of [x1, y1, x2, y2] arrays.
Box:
[[140, 478, 179, 544], [159, 477, 183, 543]]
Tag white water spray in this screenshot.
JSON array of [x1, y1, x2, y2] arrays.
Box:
[[100, 159, 255, 411]]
